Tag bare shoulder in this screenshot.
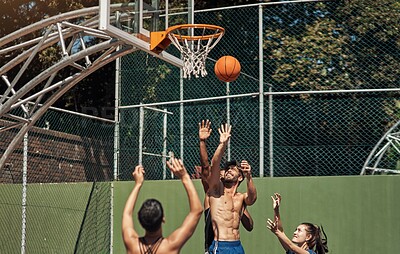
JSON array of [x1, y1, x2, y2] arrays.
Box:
[[159, 236, 179, 254], [123, 237, 140, 254], [234, 192, 246, 200]]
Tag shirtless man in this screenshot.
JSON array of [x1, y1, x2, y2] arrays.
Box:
[[198, 120, 254, 253], [207, 123, 257, 253], [122, 157, 203, 254]]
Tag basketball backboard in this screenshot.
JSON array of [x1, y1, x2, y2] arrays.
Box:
[[98, 0, 184, 67]]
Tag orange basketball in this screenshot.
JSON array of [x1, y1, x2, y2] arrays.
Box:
[[214, 56, 241, 82]]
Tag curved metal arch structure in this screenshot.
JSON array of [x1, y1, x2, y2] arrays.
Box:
[[361, 120, 400, 175], [0, 3, 182, 170]]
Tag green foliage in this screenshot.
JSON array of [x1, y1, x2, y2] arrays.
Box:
[[143, 64, 171, 102], [264, 1, 400, 92], [266, 17, 351, 91], [38, 46, 62, 68]]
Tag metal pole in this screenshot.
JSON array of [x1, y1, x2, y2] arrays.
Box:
[[165, 0, 169, 29], [259, 4, 265, 177], [269, 86, 274, 176], [109, 182, 114, 254], [113, 51, 121, 180], [110, 48, 122, 254], [118, 87, 400, 109], [21, 132, 28, 254], [163, 109, 168, 180], [139, 105, 144, 165], [99, 0, 110, 30], [227, 82, 231, 161], [188, 0, 194, 24], [179, 69, 184, 178]]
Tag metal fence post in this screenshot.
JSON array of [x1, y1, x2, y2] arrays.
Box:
[[139, 105, 144, 165], [179, 69, 184, 176], [21, 132, 28, 254], [259, 4, 265, 177], [163, 109, 168, 180], [114, 51, 121, 181], [227, 82, 231, 161]]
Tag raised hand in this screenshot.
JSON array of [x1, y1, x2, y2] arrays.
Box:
[[271, 193, 281, 211], [167, 157, 188, 179], [132, 165, 145, 184], [241, 160, 251, 177], [218, 123, 231, 144], [199, 119, 212, 141], [266, 216, 279, 233], [191, 165, 202, 179]]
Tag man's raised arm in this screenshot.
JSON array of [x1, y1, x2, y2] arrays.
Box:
[[208, 124, 231, 190], [199, 119, 212, 192], [166, 157, 203, 251], [122, 165, 144, 251], [241, 160, 257, 206]]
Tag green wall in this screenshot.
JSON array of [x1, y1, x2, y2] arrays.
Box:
[[114, 175, 400, 254], [1, 176, 399, 253], [0, 182, 111, 254]]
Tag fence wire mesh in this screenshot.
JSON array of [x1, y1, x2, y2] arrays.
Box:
[[0, 108, 114, 253], [118, 1, 400, 180]]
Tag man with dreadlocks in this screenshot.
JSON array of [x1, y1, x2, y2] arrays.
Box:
[[267, 193, 329, 254]]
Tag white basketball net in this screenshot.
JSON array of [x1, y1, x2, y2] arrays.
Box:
[[167, 26, 224, 79]]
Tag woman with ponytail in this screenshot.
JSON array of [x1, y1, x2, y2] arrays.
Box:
[[266, 193, 328, 254]]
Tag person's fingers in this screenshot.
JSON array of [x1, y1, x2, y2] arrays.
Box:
[[169, 157, 184, 173], [171, 157, 179, 169], [167, 159, 174, 170], [178, 159, 184, 168]]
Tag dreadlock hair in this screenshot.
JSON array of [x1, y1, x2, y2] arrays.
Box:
[[301, 223, 329, 254], [138, 199, 164, 232]]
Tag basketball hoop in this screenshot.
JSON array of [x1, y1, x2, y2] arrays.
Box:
[[150, 24, 224, 79]]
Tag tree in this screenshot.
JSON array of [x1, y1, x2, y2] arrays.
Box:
[[261, 0, 400, 175], [264, 0, 400, 92]]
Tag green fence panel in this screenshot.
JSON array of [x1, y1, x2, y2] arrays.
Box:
[[113, 175, 400, 254]]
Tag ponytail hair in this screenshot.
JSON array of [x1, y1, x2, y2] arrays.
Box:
[[301, 223, 329, 254]]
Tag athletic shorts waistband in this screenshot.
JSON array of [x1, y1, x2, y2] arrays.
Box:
[[212, 240, 241, 247]]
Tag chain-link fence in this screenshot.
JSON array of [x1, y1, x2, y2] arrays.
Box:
[[0, 107, 114, 253], [1, 108, 115, 184], [118, 0, 400, 180]]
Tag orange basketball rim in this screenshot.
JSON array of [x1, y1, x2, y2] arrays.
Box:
[[150, 24, 225, 79]]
